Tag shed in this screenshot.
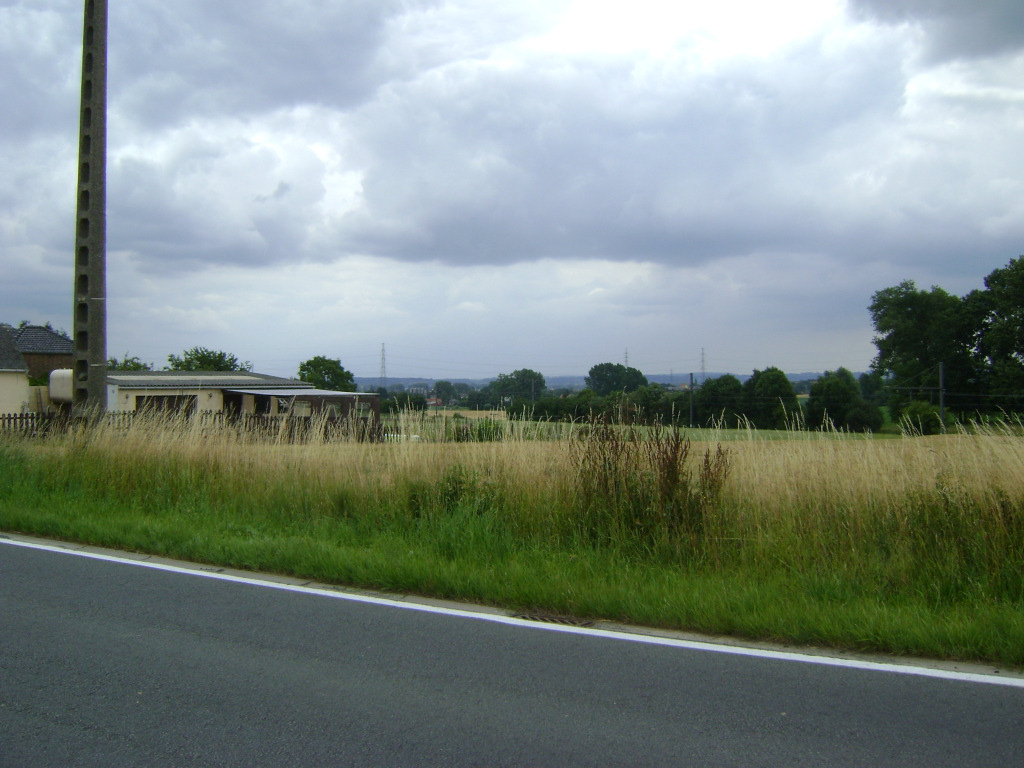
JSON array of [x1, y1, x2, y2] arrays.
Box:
[[0, 326, 30, 413], [91, 370, 379, 422]]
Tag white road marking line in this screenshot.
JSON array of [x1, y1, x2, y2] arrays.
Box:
[[4, 536, 1023, 689]]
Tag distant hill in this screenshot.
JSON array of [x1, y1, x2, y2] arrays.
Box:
[[353, 377, 490, 392]]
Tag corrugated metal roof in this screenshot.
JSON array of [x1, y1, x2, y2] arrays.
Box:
[[223, 388, 376, 398], [107, 371, 307, 389], [104, 371, 380, 397]]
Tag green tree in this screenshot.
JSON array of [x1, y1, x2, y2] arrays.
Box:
[[971, 257, 1024, 409], [870, 257, 1024, 418], [512, 368, 546, 401], [806, 368, 859, 429], [869, 281, 980, 418], [483, 377, 511, 405], [465, 388, 491, 410], [742, 367, 799, 429], [858, 370, 887, 407], [433, 380, 458, 405], [585, 363, 648, 396], [844, 400, 884, 433], [167, 347, 252, 372], [626, 383, 669, 421], [900, 400, 945, 435], [695, 374, 743, 427], [975, 257, 1024, 362], [107, 354, 153, 371], [297, 356, 356, 391], [807, 367, 881, 432], [488, 369, 547, 403]]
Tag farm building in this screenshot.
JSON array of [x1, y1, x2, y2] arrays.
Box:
[[0, 324, 74, 381], [0, 326, 30, 413], [49, 369, 380, 422]]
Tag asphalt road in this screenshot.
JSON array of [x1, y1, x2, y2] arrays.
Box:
[[2, 536, 1023, 767]]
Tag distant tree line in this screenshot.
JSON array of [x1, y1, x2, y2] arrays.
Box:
[[517, 364, 881, 432], [374, 362, 885, 432], [108, 346, 253, 373]]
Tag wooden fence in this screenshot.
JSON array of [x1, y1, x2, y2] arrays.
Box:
[[0, 413, 64, 435], [0, 411, 381, 442]]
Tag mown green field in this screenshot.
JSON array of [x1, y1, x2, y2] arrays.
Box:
[[2, 413, 1022, 667]]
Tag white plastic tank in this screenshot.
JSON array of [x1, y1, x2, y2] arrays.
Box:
[[49, 368, 74, 403]]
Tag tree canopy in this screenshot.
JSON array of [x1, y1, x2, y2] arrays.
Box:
[[742, 367, 798, 430], [970, 257, 1024, 402], [166, 347, 252, 372], [433, 380, 458, 405], [107, 354, 153, 371], [297, 356, 356, 391], [487, 369, 546, 403], [869, 257, 1024, 417], [869, 280, 979, 415], [806, 367, 881, 432], [585, 363, 648, 396], [694, 374, 743, 428]]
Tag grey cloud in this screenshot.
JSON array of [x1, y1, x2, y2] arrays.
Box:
[[5, 1, 1022, 300], [331, 38, 912, 267], [110, 146, 328, 272], [110, 156, 263, 271], [256, 181, 292, 202], [109, 0, 429, 128], [0, 3, 80, 139], [849, 0, 1024, 61]]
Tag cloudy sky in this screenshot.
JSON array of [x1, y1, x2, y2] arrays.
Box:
[[2, 0, 1022, 381]]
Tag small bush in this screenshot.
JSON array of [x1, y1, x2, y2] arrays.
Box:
[[901, 401, 945, 435], [569, 417, 730, 550]]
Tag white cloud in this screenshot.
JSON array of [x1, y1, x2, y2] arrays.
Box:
[[539, 0, 842, 61]]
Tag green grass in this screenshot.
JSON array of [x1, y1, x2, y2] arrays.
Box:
[[2, 414, 1023, 668]]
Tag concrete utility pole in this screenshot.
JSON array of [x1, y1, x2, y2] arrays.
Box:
[[72, 0, 108, 413]]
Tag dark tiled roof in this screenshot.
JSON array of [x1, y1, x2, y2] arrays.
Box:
[[12, 325, 73, 356], [0, 327, 29, 372], [106, 370, 309, 390]]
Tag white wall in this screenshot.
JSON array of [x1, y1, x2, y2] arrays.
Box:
[[107, 387, 225, 412], [0, 371, 30, 413]]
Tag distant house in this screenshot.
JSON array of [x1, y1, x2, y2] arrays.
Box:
[[48, 369, 380, 422], [0, 326, 30, 413], [1, 324, 74, 381]]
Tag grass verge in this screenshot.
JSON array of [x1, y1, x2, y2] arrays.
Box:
[[2, 414, 1023, 668]]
